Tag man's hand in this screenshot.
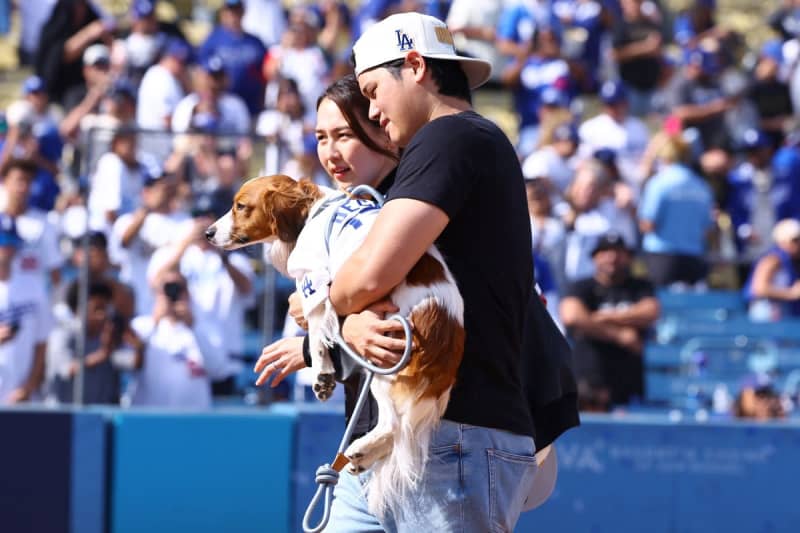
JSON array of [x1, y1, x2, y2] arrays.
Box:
[[341, 300, 409, 368], [615, 326, 643, 355], [288, 291, 308, 330]]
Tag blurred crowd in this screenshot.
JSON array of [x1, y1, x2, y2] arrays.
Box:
[[0, 0, 798, 420]]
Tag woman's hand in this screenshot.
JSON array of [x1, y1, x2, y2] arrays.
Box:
[[341, 300, 409, 368], [254, 336, 306, 387]]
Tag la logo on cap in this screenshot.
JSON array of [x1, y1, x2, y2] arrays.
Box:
[[395, 29, 414, 51]]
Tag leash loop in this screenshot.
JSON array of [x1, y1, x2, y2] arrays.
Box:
[[302, 314, 412, 532]]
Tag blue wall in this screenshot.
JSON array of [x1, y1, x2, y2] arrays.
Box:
[[1, 407, 799, 533], [109, 409, 294, 533], [518, 414, 800, 532]]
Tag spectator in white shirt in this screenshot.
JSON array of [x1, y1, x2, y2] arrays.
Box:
[[137, 37, 192, 132], [562, 159, 638, 282], [0, 213, 50, 405], [171, 55, 251, 135], [130, 269, 211, 409], [87, 127, 148, 234], [579, 80, 651, 190], [148, 197, 254, 397], [0, 158, 63, 295], [109, 171, 189, 316]]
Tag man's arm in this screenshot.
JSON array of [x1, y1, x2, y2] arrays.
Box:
[[593, 297, 661, 329], [560, 296, 628, 343], [329, 198, 449, 315], [12, 342, 47, 402]]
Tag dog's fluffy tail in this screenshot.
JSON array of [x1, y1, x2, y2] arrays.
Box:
[[363, 295, 464, 518], [365, 389, 451, 518]]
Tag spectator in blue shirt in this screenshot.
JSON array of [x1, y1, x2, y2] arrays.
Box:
[[638, 132, 715, 287], [496, 0, 556, 58], [743, 218, 800, 321], [727, 129, 800, 262], [552, 0, 607, 91], [501, 25, 573, 157], [198, 0, 267, 116]]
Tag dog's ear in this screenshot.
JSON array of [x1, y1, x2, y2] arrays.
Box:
[[265, 176, 321, 242]]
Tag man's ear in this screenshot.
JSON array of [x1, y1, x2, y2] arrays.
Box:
[[406, 51, 427, 83]]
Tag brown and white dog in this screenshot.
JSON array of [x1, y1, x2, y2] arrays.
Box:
[[206, 174, 465, 516]]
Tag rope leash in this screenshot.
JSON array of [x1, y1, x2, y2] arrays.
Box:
[[302, 184, 410, 533]]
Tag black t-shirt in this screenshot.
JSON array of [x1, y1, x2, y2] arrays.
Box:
[[387, 111, 534, 437], [749, 79, 793, 120], [564, 276, 655, 404], [612, 19, 662, 91], [674, 76, 730, 149]]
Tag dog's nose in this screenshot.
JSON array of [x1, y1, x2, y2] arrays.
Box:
[[205, 226, 216, 241]]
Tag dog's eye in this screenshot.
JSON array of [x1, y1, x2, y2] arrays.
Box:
[[235, 202, 246, 211]]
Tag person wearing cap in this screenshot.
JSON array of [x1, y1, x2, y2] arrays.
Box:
[[578, 80, 650, 189], [672, 0, 722, 48], [670, 46, 734, 155], [171, 55, 251, 135], [0, 159, 64, 296], [559, 231, 659, 411], [496, 0, 557, 59], [522, 119, 579, 194], [147, 194, 254, 398], [87, 127, 150, 234], [123, 0, 165, 80], [22, 76, 58, 133], [328, 11, 578, 530], [551, 0, 607, 91], [59, 43, 114, 141], [748, 39, 793, 150], [562, 158, 638, 282], [732, 373, 785, 420], [501, 23, 573, 158], [33, 0, 111, 107], [137, 37, 192, 132], [743, 218, 800, 322], [198, 0, 267, 116], [610, 0, 665, 116], [725, 128, 794, 264], [109, 171, 189, 317], [638, 132, 715, 287], [0, 213, 51, 405], [262, 9, 330, 121]]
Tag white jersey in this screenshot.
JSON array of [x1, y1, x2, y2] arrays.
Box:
[[13, 207, 64, 295], [137, 64, 185, 131], [148, 244, 254, 380], [130, 316, 211, 409], [109, 211, 190, 316], [0, 275, 51, 404], [579, 113, 650, 188], [88, 153, 146, 233], [171, 92, 251, 135]]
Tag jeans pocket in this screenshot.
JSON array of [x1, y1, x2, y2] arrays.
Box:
[[487, 449, 537, 533]]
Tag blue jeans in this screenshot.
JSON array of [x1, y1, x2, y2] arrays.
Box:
[[327, 421, 537, 533]]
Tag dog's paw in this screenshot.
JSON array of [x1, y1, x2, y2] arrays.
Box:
[[312, 372, 336, 401], [344, 435, 392, 473]]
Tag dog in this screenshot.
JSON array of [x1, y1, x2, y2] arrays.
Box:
[[206, 174, 465, 516]]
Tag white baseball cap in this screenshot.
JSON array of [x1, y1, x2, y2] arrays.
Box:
[[352, 12, 492, 89], [773, 218, 800, 244], [83, 43, 110, 66]]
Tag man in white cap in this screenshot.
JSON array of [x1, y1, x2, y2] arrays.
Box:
[[324, 11, 576, 532]]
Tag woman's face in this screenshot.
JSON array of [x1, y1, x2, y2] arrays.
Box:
[[315, 98, 395, 190]]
